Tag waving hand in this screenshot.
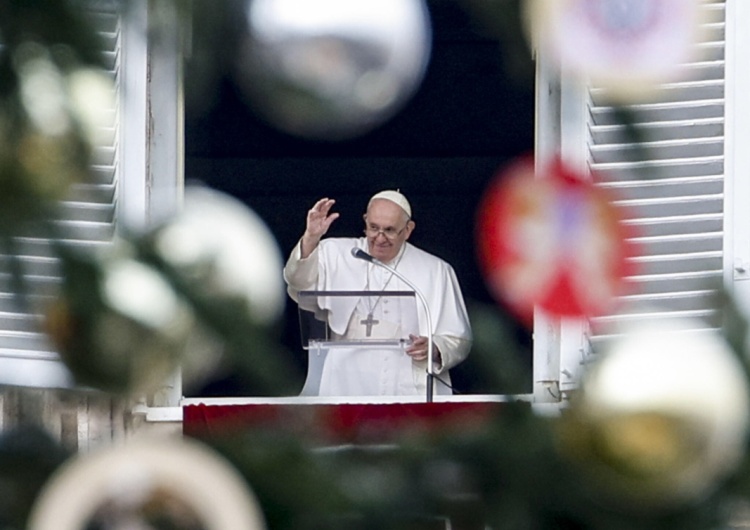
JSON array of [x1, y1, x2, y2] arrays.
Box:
[[301, 198, 340, 258]]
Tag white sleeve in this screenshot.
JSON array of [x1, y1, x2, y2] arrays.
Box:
[[429, 262, 472, 373], [432, 334, 472, 374], [282, 240, 320, 301]]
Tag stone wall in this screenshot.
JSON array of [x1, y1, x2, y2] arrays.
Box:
[[0, 388, 181, 452]]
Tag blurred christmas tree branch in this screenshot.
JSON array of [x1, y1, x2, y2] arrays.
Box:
[[1, 2, 749, 530]]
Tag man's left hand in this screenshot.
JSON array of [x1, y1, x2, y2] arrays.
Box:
[[407, 335, 441, 364]]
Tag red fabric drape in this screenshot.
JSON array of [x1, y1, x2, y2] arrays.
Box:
[[184, 401, 509, 444]]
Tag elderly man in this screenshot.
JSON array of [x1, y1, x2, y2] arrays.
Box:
[[284, 190, 472, 397]]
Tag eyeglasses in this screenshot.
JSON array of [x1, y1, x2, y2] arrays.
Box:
[[364, 223, 408, 240]]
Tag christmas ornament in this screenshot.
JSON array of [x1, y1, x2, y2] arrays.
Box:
[[149, 185, 286, 327], [45, 241, 201, 396], [476, 156, 636, 323], [0, 0, 117, 236], [28, 437, 266, 530], [527, 0, 707, 101], [234, 0, 432, 140], [65, 66, 117, 148], [45, 186, 289, 395], [558, 319, 750, 509], [0, 44, 98, 233]]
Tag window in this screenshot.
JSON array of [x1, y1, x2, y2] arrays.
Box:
[[535, 0, 750, 398], [0, 0, 178, 394]]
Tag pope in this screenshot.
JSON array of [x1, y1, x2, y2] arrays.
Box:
[[284, 190, 473, 397]]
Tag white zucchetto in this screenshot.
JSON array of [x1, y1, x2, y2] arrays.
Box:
[[368, 190, 412, 218]]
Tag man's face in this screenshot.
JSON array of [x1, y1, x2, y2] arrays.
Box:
[[364, 199, 413, 263]]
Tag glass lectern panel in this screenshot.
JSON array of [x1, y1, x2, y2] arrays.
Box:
[[297, 290, 418, 350]]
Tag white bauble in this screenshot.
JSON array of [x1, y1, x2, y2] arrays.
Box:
[[28, 437, 266, 530], [154, 185, 285, 327]]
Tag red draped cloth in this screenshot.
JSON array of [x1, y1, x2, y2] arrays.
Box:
[[183, 400, 508, 444]]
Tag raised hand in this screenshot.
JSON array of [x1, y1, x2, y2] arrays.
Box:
[[301, 198, 340, 258]]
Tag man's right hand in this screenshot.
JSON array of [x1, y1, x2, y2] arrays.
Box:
[[301, 198, 339, 258]]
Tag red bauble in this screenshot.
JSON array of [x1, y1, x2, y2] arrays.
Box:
[[476, 156, 637, 323]]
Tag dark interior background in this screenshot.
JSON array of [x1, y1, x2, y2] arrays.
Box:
[[183, 0, 536, 396]]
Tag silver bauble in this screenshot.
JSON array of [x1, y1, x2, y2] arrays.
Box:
[[235, 0, 432, 140], [153, 185, 285, 327], [559, 319, 750, 509]]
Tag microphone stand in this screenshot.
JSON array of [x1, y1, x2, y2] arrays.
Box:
[[351, 248, 435, 402]]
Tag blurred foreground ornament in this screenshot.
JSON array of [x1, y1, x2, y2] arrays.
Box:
[[558, 319, 750, 510], [142, 186, 294, 394], [0, 42, 113, 233], [476, 156, 636, 323], [45, 241, 202, 396], [527, 0, 708, 101], [45, 186, 291, 396], [234, 0, 432, 140], [28, 437, 266, 530], [149, 185, 285, 327]]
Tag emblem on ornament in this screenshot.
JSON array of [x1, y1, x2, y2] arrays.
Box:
[[476, 155, 637, 322]]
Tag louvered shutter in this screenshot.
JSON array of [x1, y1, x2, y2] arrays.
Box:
[[558, 0, 728, 383], [0, 1, 121, 387]]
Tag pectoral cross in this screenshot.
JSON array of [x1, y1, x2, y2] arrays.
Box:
[[360, 313, 379, 337]]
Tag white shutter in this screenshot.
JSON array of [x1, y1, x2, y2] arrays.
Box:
[[586, 0, 727, 349], [548, 0, 732, 393], [0, 1, 121, 387]]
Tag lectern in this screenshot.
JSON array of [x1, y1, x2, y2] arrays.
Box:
[[297, 290, 419, 396]]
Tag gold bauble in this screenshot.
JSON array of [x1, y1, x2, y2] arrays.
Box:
[[558, 320, 750, 509]]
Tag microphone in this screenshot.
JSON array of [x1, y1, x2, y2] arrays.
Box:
[[350, 246, 436, 402], [350, 247, 375, 263]]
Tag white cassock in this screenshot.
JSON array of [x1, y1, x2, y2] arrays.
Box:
[[283, 237, 473, 396]]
